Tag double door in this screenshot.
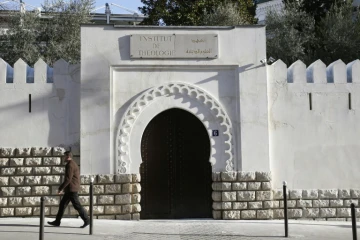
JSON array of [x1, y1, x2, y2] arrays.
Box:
[[140, 108, 212, 219]]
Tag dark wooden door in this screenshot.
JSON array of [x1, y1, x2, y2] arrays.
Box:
[[140, 108, 212, 219]]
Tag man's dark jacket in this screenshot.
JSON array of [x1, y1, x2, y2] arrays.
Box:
[[58, 160, 80, 192]]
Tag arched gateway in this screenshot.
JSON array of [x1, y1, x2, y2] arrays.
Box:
[[140, 108, 212, 219], [116, 82, 234, 174], [115, 82, 234, 219]]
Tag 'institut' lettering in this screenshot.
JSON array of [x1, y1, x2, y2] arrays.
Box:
[[140, 36, 173, 42]]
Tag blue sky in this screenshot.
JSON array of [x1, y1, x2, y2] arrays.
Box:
[[6, 0, 144, 14]]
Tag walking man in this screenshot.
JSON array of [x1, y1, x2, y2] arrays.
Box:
[[48, 151, 89, 228]]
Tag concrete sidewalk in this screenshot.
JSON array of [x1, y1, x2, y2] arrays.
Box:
[[0, 218, 356, 239]]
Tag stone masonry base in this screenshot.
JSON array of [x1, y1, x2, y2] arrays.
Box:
[[1, 147, 359, 221], [0, 147, 140, 220], [212, 172, 360, 220]]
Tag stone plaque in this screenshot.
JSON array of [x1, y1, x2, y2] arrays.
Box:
[[130, 34, 218, 59]]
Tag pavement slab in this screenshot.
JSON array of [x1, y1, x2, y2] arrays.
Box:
[[0, 218, 357, 240]]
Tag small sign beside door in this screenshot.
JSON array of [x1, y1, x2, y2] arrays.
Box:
[[212, 130, 219, 137]]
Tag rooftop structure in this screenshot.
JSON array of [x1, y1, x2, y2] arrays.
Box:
[[0, 0, 146, 27]]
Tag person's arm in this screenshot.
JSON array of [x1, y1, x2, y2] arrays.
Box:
[[58, 163, 74, 193]]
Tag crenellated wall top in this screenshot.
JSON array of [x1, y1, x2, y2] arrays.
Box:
[[268, 59, 360, 84], [0, 58, 79, 85]]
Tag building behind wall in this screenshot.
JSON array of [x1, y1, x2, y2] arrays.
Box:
[[256, 0, 360, 24], [0, 25, 360, 220]]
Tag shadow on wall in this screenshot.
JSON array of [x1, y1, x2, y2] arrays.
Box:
[[112, 68, 243, 174], [113, 90, 147, 173], [0, 58, 81, 149], [114, 32, 247, 171], [79, 32, 268, 173], [119, 35, 131, 61]]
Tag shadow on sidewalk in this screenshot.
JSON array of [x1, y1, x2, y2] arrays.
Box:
[[209, 220, 360, 229], [287, 222, 360, 229], [132, 232, 282, 238], [0, 230, 88, 235], [0, 223, 80, 229]]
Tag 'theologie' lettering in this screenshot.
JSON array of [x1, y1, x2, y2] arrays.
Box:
[[139, 50, 176, 56]]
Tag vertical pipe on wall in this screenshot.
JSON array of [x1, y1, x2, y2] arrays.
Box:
[[351, 203, 357, 240], [283, 181, 288, 238], [89, 177, 94, 235], [349, 93, 352, 110], [29, 94, 32, 113], [39, 196, 45, 240]]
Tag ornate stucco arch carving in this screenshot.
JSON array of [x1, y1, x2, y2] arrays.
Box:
[[116, 82, 234, 173]]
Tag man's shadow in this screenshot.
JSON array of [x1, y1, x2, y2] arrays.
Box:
[[0, 223, 88, 235], [0, 223, 79, 229]]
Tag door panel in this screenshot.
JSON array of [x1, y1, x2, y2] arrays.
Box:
[[140, 108, 212, 219]]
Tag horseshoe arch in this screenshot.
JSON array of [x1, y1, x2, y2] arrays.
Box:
[[116, 82, 234, 174]]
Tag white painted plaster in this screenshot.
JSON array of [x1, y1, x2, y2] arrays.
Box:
[[268, 59, 360, 189], [81, 26, 269, 174], [117, 82, 233, 174], [0, 58, 80, 148]]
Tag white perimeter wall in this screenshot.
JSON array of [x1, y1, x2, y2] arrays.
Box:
[[0, 58, 80, 149], [2, 25, 360, 190], [268, 59, 360, 189]]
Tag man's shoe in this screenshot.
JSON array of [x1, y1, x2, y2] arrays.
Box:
[[80, 222, 89, 228], [47, 220, 60, 227]]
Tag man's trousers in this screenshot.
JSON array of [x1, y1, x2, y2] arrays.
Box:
[[55, 192, 89, 223]]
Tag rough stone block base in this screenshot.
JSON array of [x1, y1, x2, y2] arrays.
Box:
[[212, 171, 360, 221], [0, 148, 141, 220]]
